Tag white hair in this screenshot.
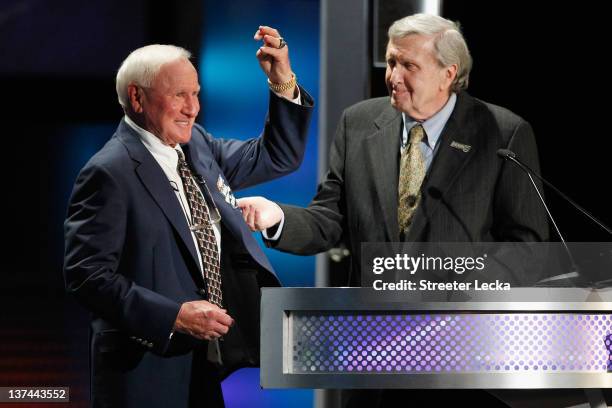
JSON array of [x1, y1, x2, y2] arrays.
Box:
[[115, 44, 192, 109], [388, 14, 472, 92]]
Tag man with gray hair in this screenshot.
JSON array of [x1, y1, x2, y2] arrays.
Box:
[[239, 14, 547, 406], [64, 26, 313, 407]]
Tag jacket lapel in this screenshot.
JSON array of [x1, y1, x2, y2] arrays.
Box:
[[182, 144, 276, 275], [116, 121, 201, 271], [406, 92, 479, 241], [182, 143, 238, 230], [184, 127, 215, 172], [365, 106, 402, 241]]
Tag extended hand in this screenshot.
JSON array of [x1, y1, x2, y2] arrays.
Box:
[[174, 300, 234, 340], [237, 196, 284, 232], [254, 25, 296, 98]]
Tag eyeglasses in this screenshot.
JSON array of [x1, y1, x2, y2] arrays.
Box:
[[171, 177, 222, 228], [191, 175, 222, 228]]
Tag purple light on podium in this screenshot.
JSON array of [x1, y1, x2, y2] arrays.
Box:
[[291, 313, 612, 374]]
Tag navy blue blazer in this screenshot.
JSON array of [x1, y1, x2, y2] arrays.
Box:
[[63, 90, 313, 407]]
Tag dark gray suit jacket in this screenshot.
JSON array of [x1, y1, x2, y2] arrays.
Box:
[[271, 92, 548, 285]]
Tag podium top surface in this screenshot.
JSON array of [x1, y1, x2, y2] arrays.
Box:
[[262, 287, 611, 311]]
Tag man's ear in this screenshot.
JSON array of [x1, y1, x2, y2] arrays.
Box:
[[127, 83, 144, 113], [440, 64, 458, 91]]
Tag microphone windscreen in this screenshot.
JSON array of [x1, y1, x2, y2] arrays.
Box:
[[496, 148, 515, 159]]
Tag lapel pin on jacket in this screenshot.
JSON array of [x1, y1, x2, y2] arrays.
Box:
[[216, 175, 226, 194], [450, 141, 472, 153], [217, 175, 237, 208]]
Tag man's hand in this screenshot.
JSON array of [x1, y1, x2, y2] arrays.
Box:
[[254, 25, 296, 99], [173, 300, 234, 340], [237, 196, 283, 232]]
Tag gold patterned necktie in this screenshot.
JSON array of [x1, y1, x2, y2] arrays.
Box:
[[176, 150, 223, 308], [398, 124, 426, 236]]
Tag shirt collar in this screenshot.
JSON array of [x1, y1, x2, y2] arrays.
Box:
[[402, 92, 457, 149], [123, 115, 184, 169]]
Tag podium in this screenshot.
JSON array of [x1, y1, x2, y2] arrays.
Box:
[[261, 288, 611, 391]]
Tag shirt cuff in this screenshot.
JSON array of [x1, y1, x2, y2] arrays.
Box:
[[273, 87, 301, 105], [262, 214, 285, 241]]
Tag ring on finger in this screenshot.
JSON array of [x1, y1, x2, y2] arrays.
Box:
[[277, 37, 287, 49]]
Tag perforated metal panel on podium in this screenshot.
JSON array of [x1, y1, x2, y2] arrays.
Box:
[[260, 288, 612, 389]]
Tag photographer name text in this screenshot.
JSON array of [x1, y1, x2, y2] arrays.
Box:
[[372, 279, 511, 291]]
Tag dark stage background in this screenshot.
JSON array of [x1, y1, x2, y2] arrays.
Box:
[[1, 0, 610, 407]]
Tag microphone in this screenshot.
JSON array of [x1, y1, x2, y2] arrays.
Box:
[[496, 148, 515, 159], [496, 148, 585, 286], [497, 149, 612, 235], [428, 186, 474, 242]]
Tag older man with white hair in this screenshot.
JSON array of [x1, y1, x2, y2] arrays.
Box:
[[63, 26, 313, 407]]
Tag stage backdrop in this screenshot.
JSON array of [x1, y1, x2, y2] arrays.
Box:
[[199, 0, 319, 407]]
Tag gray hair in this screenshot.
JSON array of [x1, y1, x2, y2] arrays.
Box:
[[115, 44, 192, 109], [388, 14, 472, 92]]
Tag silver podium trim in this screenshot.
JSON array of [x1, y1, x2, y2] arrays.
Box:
[[261, 287, 612, 389]]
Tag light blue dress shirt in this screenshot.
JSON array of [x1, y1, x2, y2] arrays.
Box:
[[401, 92, 457, 172]]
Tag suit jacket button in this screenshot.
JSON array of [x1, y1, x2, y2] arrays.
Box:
[[198, 288, 207, 296]]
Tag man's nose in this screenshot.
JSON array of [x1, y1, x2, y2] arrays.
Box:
[[390, 66, 403, 86], [183, 95, 199, 117]]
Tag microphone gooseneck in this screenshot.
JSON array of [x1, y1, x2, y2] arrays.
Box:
[[496, 149, 612, 236], [496, 148, 581, 282]]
